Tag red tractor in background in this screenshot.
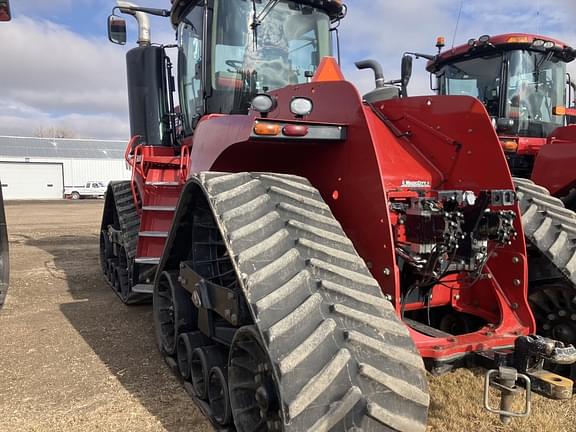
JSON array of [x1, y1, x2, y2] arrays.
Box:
[[426, 33, 575, 186], [423, 34, 576, 379], [101, 2, 576, 430]]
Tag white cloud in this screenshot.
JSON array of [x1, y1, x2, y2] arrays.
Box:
[[0, 1, 575, 140], [339, 0, 576, 97], [0, 15, 130, 139]]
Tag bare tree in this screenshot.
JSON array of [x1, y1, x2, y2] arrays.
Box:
[[34, 126, 77, 139]]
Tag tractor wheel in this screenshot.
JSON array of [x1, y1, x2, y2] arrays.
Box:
[[70, 191, 80, 200], [153, 270, 195, 355], [155, 172, 430, 431], [229, 325, 282, 431], [529, 282, 576, 379], [208, 365, 231, 426]]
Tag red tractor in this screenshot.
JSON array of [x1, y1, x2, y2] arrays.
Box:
[[102, 3, 576, 430], [424, 34, 576, 379]]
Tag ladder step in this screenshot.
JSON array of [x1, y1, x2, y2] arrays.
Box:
[[142, 206, 176, 212], [139, 231, 169, 238], [132, 284, 154, 294], [135, 257, 161, 265]]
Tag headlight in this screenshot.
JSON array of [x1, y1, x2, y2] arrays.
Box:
[[251, 94, 276, 113], [543, 41, 555, 49], [478, 34, 490, 44], [290, 98, 313, 116], [532, 39, 545, 48]]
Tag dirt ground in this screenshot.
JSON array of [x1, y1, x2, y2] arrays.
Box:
[[0, 201, 575, 432]]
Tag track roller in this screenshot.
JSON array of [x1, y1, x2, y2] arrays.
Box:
[[191, 345, 227, 400], [208, 366, 232, 426], [177, 332, 194, 380]]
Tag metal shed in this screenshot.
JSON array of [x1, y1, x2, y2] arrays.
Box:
[[0, 136, 131, 200]]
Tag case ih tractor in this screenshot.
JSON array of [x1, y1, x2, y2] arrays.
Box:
[[424, 33, 576, 379], [101, 2, 576, 430], [0, 0, 12, 310]]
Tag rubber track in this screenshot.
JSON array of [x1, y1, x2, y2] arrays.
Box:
[[514, 178, 576, 286], [101, 181, 145, 303], [196, 172, 429, 432], [109, 181, 140, 259]]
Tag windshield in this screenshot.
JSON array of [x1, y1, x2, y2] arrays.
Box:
[[438, 50, 567, 137], [505, 50, 566, 137], [438, 55, 503, 117], [212, 0, 331, 113]]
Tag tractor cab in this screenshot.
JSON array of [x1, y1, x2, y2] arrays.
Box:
[[173, 0, 339, 133], [109, 0, 343, 140], [426, 34, 576, 177]]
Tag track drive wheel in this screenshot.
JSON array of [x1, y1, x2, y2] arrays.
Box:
[[529, 283, 576, 379]]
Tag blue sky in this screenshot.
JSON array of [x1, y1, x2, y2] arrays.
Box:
[[0, 0, 575, 139]]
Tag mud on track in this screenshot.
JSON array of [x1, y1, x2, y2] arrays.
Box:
[[0, 201, 574, 432]]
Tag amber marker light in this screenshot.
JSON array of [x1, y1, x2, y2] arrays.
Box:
[[254, 122, 281, 136], [436, 36, 445, 49], [553, 106, 567, 116], [501, 140, 518, 152], [507, 36, 530, 43]]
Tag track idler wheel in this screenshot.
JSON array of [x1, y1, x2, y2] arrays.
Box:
[[190, 345, 226, 400], [208, 366, 231, 426], [229, 326, 282, 432], [153, 270, 195, 355]]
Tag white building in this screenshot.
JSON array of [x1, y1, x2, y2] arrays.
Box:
[[0, 136, 131, 199]]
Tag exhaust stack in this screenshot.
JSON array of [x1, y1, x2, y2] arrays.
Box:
[[116, 0, 151, 46]]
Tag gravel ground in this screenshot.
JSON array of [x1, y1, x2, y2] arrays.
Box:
[[0, 200, 574, 432]]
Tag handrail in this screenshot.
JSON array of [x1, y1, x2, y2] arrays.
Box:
[[128, 139, 144, 215], [124, 135, 142, 163], [179, 145, 190, 182]]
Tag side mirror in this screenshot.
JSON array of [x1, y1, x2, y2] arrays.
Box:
[[400, 55, 413, 97], [0, 0, 11, 22], [108, 15, 127, 45]]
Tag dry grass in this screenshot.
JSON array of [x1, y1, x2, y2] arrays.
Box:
[[0, 200, 574, 431], [428, 368, 576, 431]]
